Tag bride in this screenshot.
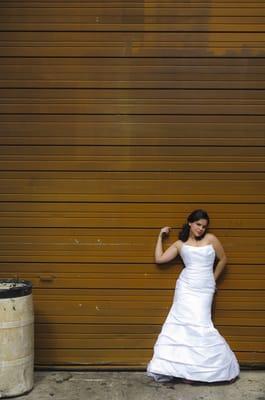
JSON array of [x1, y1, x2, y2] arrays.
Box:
[[147, 209, 240, 384]]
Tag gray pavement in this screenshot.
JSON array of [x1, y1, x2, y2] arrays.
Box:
[[15, 370, 265, 400]]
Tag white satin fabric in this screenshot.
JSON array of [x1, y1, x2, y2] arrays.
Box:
[[147, 244, 240, 383]]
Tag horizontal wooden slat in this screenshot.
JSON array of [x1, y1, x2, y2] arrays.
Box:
[[0, 203, 264, 227], [0, 104, 263, 114], [3, 31, 263, 41], [2, 47, 261, 58], [0, 216, 263, 231], [1, 170, 264, 177], [0, 254, 262, 265], [2, 170, 263, 178], [0, 23, 264, 33], [1, 81, 263, 93], [1, 1, 265, 4], [0, 116, 264, 146], [1, 3, 264, 34], [0, 8, 264, 32], [1, 258, 264, 272], [1, 31, 264, 57], [0, 81, 263, 90], [27, 290, 265, 310], [0, 158, 264, 172], [0, 212, 264, 228], [0, 227, 264, 243], [1, 60, 264, 72], [0, 134, 263, 146], [3, 61, 262, 72], [0, 113, 263, 125], [0, 227, 264, 262], [1, 3, 265, 17], [5, 65, 262, 76], [34, 323, 265, 338], [13, 272, 265, 290], [2, 58, 264, 66], [1, 227, 264, 236], [35, 348, 152, 366], [0, 227, 263, 237], [0, 171, 263, 203], [0, 102, 264, 115], [1, 88, 264, 99], [0, 202, 264, 214], [0, 193, 263, 203], [0, 59, 264, 88], [34, 350, 265, 367], [1, 268, 263, 289], [0, 146, 264, 171], [0, 122, 263, 138], [0, 88, 263, 114], [34, 336, 265, 352], [1, 146, 264, 157], [0, 79, 263, 90], [1, 1, 264, 4], [33, 310, 265, 326], [0, 170, 264, 180]]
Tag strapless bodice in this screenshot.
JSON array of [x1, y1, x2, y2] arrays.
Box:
[[180, 243, 215, 269], [178, 244, 216, 290]]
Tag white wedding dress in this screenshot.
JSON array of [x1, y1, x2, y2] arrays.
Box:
[[147, 243, 240, 383]]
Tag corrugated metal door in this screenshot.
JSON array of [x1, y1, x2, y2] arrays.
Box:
[[0, 1, 264, 368]]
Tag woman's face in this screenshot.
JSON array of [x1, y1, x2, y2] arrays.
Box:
[[189, 218, 208, 238]]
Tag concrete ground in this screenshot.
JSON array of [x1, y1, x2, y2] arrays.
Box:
[[15, 370, 264, 400]]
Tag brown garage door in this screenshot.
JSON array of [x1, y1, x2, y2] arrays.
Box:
[[0, 1, 264, 368]]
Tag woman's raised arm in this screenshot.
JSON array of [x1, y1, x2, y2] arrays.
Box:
[[155, 227, 179, 264]]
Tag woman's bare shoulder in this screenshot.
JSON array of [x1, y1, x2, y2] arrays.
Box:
[[205, 233, 222, 245], [206, 232, 216, 240], [174, 239, 184, 250]]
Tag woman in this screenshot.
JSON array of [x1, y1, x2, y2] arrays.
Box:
[[147, 209, 240, 384]]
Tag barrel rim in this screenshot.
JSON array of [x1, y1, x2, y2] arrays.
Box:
[[0, 279, 32, 298]]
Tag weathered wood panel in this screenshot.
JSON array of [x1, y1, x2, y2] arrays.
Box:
[[0, 0, 264, 368]]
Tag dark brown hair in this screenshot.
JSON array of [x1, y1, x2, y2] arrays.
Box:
[[178, 209, 210, 242]]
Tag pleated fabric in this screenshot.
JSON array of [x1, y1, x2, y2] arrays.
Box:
[[147, 244, 240, 383]]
